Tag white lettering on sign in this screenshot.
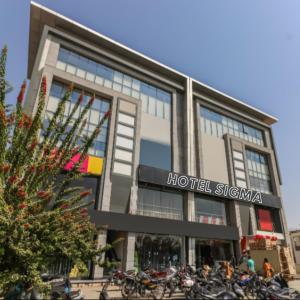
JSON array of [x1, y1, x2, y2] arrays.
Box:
[[166, 172, 262, 204]]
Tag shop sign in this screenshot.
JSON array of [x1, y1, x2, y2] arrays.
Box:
[[138, 165, 282, 208], [166, 172, 262, 204]]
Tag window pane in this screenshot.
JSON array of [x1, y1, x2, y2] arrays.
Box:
[[118, 113, 135, 126], [156, 100, 164, 118], [116, 136, 134, 150], [113, 161, 132, 176], [148, 97, 156, 115], [195, 196, 226, 225], [117, 124, 134, 137], [115, 148, 132, 162], [140, 139, 171, 170]]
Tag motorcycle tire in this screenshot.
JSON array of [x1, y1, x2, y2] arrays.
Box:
[[121, 283, 135, 298], [152, 285, 165, 300]]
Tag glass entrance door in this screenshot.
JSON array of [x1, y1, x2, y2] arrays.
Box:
[[135, 234, 182, 271]]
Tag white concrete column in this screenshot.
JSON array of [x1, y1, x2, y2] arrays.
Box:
[[187, 192, 195, 222], [124, 232, 136, 270], [92, 230, 107, 278], [188, 237, 196, 267], [249, 206, 258, 234]]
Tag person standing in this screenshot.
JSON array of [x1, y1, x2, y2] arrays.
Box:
[[247, 255, 256, 274], [263, 258, 274, 278]]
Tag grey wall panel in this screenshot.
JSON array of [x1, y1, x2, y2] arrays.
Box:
[[239, 203, 252, 236], [201, 133, 229, 184], [89, 210, 239, 240], [109, 174, 133, 213]]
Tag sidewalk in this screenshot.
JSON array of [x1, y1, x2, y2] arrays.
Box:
[[79, 285, 185, 299], [289, 279, 300, 292]]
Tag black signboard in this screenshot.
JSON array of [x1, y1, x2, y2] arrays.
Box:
[[138, 165, 282, 209]]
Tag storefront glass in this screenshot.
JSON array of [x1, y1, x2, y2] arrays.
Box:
[[195, 239, 233, 268], [135, 234, 182, 271], [195, 195, 227, 225], [137, 187, 183, 220]]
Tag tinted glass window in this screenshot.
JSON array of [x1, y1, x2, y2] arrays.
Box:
[[195, 196, 227, 225], [137, 187, 183, 220], [140, 139, 171, 170]]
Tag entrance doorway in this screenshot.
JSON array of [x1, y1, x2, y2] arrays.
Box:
[[195, 239, 233, 268], [135, 233, 182, 271]]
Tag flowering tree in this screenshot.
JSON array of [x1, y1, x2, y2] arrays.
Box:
[[0, 46, 111, 294]]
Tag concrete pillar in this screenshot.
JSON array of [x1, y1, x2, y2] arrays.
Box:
[[187, 237, 196, 267], [92, 230, 107, 279], [124, 232, 136, 271], [186, 191, 195, 222], [249, 206, 258, 234]]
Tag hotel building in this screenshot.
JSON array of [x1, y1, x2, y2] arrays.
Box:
[[25, 2, 291, 278]]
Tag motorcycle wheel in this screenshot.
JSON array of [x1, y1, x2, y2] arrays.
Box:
[[121, 282, 135, 298], [152, 285, 165, 300]]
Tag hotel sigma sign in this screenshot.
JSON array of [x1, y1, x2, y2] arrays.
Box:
[[167, 172, 262, 204], [138, 165, 282, 208]]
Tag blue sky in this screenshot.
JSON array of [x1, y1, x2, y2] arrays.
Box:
[[1, 0, 299, 228]]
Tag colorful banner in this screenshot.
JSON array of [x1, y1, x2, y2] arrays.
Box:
[[64, 154, 103, 175]]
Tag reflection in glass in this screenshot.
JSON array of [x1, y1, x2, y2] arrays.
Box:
[[135, 234, 182, 271]]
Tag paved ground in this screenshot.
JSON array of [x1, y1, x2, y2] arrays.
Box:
[[80, 285, 185, 299], [289, 279, 300, 291]]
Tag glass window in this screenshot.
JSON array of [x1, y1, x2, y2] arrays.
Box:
[[115, 148, 132, 162], [135, 234, 182, 271], [118, 113, 135, 126], [57, 47, 172, 120], [246, 150, 272, 194], [156, 100, 164, 118], [148, 97, 156, 115], [48, 82, 110, 158], [56, 174, 99, 205], [116, 136, 134, 150], [117, 124, 134, 138], [256, 208, 274, 232], [137, 187, 183, 220], [140, 139, 171, 171], [113, 161, 132, 176], [195, 196, 227, 225], [200, 106, 264, 146]]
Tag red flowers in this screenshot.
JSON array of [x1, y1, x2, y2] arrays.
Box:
[[29, 140, 37, 151], [17, 81, 26, 104], [60, 203, 69, 210], [17, 188, 26, 199], [41, 76, 47, 96], [77, 92, 84, 104], [80, 208, 88, 215], [23, 223, 30, 230], [37, 191, 51, 199], [88, 96, 95, 106], [18, 203, 27, 209], [80, 191, 91, 198], [0, 164, 10, 173], [8, 175, 17, 184], [104, 110, 111, 119]]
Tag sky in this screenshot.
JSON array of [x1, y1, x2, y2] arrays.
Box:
[[1, 0, 299, 229]]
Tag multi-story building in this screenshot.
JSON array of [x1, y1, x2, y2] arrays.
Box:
[[290, 230, 300, 274], [25, 2, 291, 278]]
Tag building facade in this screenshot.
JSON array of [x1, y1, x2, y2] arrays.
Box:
[[290, 230, 300, 274], [26, 2, 290, 278]]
